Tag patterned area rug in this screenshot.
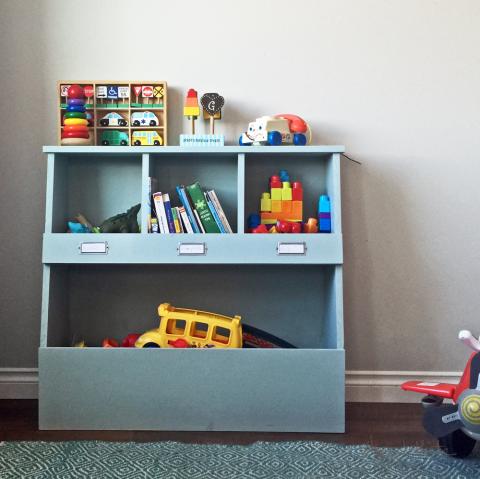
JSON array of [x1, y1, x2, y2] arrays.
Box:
[[0, 440, 479, 478]]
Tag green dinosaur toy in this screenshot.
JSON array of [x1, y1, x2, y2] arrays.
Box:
[[98, 204, 141, 233]]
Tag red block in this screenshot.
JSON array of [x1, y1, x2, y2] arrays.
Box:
[[292, 182, 303, 201]]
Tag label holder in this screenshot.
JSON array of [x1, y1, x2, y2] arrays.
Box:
[[79, 242, 109, 255], [276, 242, 307, 256], [177, 242, 207, 256]]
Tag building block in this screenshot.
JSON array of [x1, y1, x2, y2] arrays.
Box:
[[281, 182, 292, 200], [270, 175, 282, 189], [281, 200, 292, 214], [271, 188, 282, 200], [271, 200, 282, 212], [292, 200, 303, 220], [260, 193, 271, 212], [318, 195, 332, 233], [292, 182, 303, 201], [279, 170, 290, 182]]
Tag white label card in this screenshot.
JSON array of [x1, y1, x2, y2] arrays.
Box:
[[277, 242, 306, 255], [80, 242, 108, 254], [178, 243, 206, 255]]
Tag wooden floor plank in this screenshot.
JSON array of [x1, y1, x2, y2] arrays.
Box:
[[0, 400, 437, 448]]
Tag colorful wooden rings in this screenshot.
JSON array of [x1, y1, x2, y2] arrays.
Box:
[[64, 118, 88, 126], [64, 111, 87, 120]]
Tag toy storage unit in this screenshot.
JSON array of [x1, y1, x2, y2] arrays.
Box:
[[40, 145, 345, 432]]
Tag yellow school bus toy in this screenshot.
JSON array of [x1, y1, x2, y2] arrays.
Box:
[[135, 303, 243, 349]]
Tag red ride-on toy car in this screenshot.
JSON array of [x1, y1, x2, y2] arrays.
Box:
[[402, 330, 480, 457]]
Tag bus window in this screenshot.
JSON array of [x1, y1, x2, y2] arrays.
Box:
[[191, 321, 208, 339], [212, 326, 230, 344], [167, 318, 186, 335]]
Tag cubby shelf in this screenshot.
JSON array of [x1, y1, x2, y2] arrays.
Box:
[[40, 145, 346, 432]]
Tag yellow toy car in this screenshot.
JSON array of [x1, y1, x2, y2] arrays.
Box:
[[132, 130, 163, 146], [135, 303, 242, 349]]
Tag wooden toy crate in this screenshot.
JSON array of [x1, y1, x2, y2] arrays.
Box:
[[57, 81, 168, 147]]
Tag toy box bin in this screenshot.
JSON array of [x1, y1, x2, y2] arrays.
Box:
[[45, 152, 142, 233], [39, 263, 344, 431]]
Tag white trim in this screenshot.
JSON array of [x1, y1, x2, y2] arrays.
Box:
[[0, 368, 38, 399], [346, 370, 462, 403], [0, 368, 463, 402]]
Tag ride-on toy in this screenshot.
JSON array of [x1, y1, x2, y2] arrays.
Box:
[[402, 330, 480, 457]]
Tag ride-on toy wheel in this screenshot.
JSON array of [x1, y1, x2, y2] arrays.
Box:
[[267, 130, 282, 146], [142, 343, 160, 348], [438, 430, 476, 458], [294, 133, 307, 146]]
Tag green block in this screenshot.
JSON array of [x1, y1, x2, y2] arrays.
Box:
[[85, 103, 94, 109], [60, 103, 67, 108], [131, 103, 141, 108], [96, 104, 105, 109], [151, 103, 164, 108]]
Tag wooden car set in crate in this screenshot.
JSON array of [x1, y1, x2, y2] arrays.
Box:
[[58, 81, 168, 147]]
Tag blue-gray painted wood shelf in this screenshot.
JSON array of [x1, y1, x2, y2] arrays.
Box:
[[39, 145, 346, 432]]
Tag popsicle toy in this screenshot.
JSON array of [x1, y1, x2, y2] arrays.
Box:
[[184, 89, 200, 134]]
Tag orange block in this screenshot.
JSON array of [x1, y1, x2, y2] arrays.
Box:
[[281, 200, 292, 214], [271, 200, 282, 212], [291, 200, 303, 220]]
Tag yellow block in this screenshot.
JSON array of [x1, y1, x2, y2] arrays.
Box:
[[260, 192, 271, 212], [281, 182, 292, 200], [271, 200, 282, 212], [271, 187, 282, 200]]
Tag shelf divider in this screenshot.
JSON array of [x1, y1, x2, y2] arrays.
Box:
[[141, 153, 150, 234], [237, 153, 245, 234]]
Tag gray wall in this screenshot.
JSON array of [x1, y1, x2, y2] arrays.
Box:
[[1, 0, 480, 371]]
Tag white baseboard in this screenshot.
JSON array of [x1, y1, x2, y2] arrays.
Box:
[[346, 371, 461, 403], [0, 368, 38, 399], [0, 368, 463, 402]]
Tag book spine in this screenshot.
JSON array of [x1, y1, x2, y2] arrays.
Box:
[[186, 182, 220, 233], [176, 185, 200, 233], [208, 190, 233, 233], [152, 192, 169, 234], [178, 206, 194, 233], [162, 193, 176, 233], [207, 197, 226, 233], [193, 209, 206, 233], [172, 207, 181, 233]]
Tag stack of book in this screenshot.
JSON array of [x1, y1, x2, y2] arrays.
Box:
[[148, 179, 233, 234]]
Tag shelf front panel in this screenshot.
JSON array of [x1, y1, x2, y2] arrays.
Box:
[[39, 347, 345, 432], [43, 233, 343, 264]]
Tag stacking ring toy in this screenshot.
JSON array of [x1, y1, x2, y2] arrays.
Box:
[[61, 130, 90, 139], [66, 105, 86, 113], [64, 118, 88, 126], [64, 112, 87, 120], [67, 98, 85, 107]]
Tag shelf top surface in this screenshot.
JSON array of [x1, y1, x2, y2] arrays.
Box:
[[43, 145, 345, 154]]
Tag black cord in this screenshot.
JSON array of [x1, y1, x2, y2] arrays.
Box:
[[341, 153, 362, 165]]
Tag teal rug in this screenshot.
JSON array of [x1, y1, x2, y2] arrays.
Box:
[[0, 440, 479, 478]]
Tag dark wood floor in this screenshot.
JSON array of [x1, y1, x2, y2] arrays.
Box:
[[0, 400, 437, 448]]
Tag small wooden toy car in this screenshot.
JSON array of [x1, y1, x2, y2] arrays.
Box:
[[402, 330, 480, 458], [135, 303, 243, 348], [101, 130, 129, 146], [239, 114, 310, 146], [132, 130, 163, 146], [131, 111, 159, 126], [99, 112, 127, 127]]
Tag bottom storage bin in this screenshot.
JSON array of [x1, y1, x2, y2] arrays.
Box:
[[39, 347, 345, 432]]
